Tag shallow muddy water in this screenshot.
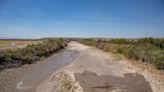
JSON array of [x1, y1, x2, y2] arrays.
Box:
[[0, 49, 78, 92]]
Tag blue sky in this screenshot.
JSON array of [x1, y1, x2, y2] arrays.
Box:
[[0, 0, 164, 38]]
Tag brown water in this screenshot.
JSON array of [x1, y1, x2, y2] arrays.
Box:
[[0, 49, 78, 92], [75, 71, 153, 92]]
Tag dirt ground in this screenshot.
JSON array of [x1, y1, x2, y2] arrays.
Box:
[[0, 41, 163, 92], [37, 41, 164, 92]]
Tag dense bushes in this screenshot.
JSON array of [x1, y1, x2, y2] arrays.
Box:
[[0, 39, 67, 70], [80, 38, 164, 69]]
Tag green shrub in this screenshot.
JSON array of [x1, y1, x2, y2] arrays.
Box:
[[0, 39, 67, 70], [80, 38, 164, 70], [153, 61, 164, 69], [116, 48, 123, 54]]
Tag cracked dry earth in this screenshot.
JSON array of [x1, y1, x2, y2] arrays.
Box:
[[1, 42, 164, 92]]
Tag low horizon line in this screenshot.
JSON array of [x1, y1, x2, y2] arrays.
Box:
[[0, 36, 163, 40]]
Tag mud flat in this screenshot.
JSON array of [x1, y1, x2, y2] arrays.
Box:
[[75, 71, 152, 92]]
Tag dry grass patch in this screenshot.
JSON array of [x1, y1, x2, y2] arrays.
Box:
[[0, 40, 42, 48]]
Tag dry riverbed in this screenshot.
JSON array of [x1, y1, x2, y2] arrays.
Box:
[[0, 42, 164, 92]]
